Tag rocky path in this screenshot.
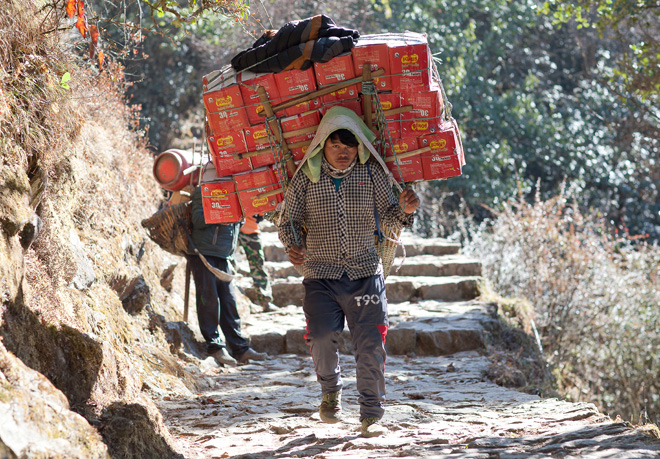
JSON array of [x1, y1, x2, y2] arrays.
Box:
[[156, 230, 660, 459]]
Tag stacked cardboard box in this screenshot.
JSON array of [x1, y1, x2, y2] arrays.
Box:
[[200, 32, 465, 223]]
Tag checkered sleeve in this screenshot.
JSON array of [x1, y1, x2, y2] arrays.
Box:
[[371, 162, 415, 229], [277, 173, 307, 252]]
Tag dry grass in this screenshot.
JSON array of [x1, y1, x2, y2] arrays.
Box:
[[478, 284, 556, 396], [465, 185, 660, 425], [1, 0, 193, 398], [0, 1, 79, 169]]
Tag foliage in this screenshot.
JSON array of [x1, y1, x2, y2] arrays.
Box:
[[33, 0, 251, 84], [541, 0, 660, 102], [363, 0, 660, 241], [119, 15, 251, 151], [464, 186, 660, 424]]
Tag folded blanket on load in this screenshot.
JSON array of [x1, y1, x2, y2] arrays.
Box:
[[231, 15, 359, 73]]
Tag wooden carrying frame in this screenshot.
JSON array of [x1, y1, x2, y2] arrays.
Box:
[[232, 64, 408, 277]]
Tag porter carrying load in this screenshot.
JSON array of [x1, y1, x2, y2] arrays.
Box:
[[198, 19, 464, 276]]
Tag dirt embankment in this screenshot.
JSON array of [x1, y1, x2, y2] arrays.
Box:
[[0, 3, 209, 456]]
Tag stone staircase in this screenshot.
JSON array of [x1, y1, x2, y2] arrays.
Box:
[[163, 226, 660, 459], [236, 227, 500, 358]]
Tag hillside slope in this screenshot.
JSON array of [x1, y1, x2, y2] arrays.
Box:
[[0, 3, 226, 456]]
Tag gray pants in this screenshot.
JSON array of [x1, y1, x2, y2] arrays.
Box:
[[302, 274, 388, 420]]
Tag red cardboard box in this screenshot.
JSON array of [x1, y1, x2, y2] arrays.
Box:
[[281, 111, 320, 144], [243, 126, 277, 169], [372, 119, 402, 140], [322, 84, 360, 104], [201, 179, 243, 223], [234, 167, 283, 216], [375, 92, 401, 112], [207, 131, 248, 157], [281, 97, 322, 117], [373, 92, 402, 139], [384, 137, 419, 158], [204, 84, 250, 136], [314, 53, 356, 86], [289, 142, 312, 161], [212, 153, 252, 178], [420, 151, 462, 180], [275, 67, 317, 98], [386, 155, 424, 183], [272, 161, 302, 182], [207, 109, 250, 138], [244, 125, 272, 152], [207, 133, 252, 177], [251, 151, 278, 169], [419, 128, 462, 180], [239, 73, 281, 125], [389, 33, 432, 92], [320, 98, 363, 116], [400, 89, 443, 136], [352, 37, 392, 91]]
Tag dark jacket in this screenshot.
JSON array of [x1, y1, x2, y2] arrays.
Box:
[[190, 186, 240, 259], [231, 15, 359, 73]]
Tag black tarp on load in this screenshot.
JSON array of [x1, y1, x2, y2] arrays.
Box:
[[231, 15, 359, 74]]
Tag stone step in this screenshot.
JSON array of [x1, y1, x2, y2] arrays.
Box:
[[264, 261, 300, 279], [264, 254, 482, 279], [395, 234, 462, 257], [388, 254, 482, 277], [387, 300, 498, 356], [244, 300, 498, 357], [241, 274, 481, 308], [385, 275, 481, 303], [259, 231, 462, 263]]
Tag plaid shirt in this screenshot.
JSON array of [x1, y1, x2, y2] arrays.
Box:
[[278, 159, 414, 280]]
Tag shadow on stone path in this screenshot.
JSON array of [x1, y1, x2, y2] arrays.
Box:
[[157, 352, 660, 458], [155, 230, 660, 458]]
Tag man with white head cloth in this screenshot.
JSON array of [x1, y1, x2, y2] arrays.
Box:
[[278, 106, 420, 437]]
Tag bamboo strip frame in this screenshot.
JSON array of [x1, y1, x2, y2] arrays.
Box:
[[257, 86, 296, 176], [270, 68, 386, 113], [383, 146, 431, 162]]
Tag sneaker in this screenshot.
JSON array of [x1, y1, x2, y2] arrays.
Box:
[[236, 347, 267, 364], [211, 347, 237, 367], [360, 417, 387, 438], [319, 390, 342, 424]]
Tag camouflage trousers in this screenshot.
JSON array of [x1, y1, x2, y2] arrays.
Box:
[[238, 231, 273, 305]]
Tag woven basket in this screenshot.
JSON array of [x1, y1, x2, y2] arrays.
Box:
[[141, 201, 192, 256], [377, 223, 402, 279]]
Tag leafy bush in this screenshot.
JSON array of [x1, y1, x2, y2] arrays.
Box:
[[464, 185, 660, 424]]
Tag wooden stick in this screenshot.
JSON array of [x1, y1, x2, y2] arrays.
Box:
[[258, 86, 296, 176], [271, 68, 385, 113], [283, 125, 317, 139], [183, 261, 191, 322], [234, 148, 274, 159], [255, 187, 284, 199], [239, 105, 414, 159], [287, 139, 312, 150], [381, 106, 413, 116], [384, 146, 432, 162], [234, 139, 313, 161], [362, 65, 373, 129]]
